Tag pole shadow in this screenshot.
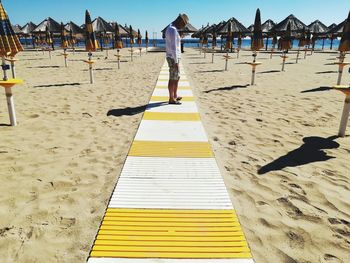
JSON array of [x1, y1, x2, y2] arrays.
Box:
[[28, 66, 60, 69], [204, 84, 249, 93], [196, 69, 225, 73], [258, 136, 339, 175], [315, 71, 338, 74], [301, 86, 332, 93], [33, 83, 81, 88], [257, 70, 280, 74], [107, 102, 166, 117]]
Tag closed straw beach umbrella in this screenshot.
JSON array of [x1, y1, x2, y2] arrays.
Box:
[[85, 10, 99, 52], [225, 22, 232, 50], [145, 30, 149, 48], [60, 23, 69, 49], [212, 31, 217, 48], [129, 25, 134, 45], [114, 23, 123, 49], [0, 2, 23, 58], [338, 11, 350, 52], [45, 25, 53, 46], [279, 22, 292, 50], [251, 8, 264, 51], [137, 29, 142, 45]]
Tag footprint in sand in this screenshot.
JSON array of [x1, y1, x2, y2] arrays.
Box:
[[322, 254, 342, 263], [29, 114, 39, 119]]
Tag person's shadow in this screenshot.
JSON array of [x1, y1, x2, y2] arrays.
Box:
[[258, 136, 340, 174]]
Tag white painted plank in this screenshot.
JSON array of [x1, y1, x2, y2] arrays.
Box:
[[152, 89, 193, 97], [135, 120, 208, 142], [146, 102, 199, 113], [157, 81, 190, 87], [88, 258, 255, 263]]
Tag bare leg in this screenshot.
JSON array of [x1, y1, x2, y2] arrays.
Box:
[[168, 79, 176, 102], [174, 79, 179, 99]]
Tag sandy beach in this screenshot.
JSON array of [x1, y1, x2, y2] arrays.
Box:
[[182, 48, 350, 263], [0, 46, 349, 263], [0, 47, 164, 262]]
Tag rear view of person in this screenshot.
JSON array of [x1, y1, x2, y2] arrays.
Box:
[[165, 14, 189, 104]]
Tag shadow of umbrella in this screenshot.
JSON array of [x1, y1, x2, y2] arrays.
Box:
[[258, 136, 339, 174], [204, 84, 249, 93]]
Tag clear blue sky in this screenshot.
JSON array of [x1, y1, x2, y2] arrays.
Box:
[[4, 0, 349, 36]]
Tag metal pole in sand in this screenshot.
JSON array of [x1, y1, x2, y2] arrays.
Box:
[[0, 77, 23, 126], [5, 57, 18, 78], [84, 52, 95, 84], [212, 51, 214, 63], [281, 51, 288, 71], [335, 53, 348, 85], [130, 46, 134, 62], [63, 49, 68, 67], [304, 46, 308, 59], [296, 48, 300, 64], [116, 49, 121, 69], [248, 53, 262, 86], [333, 87, 350, 137], [223, 52, 232, 71]]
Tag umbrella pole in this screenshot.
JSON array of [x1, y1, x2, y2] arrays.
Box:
[[336, 52, 346, 85], [281, 51, 287, 72], [117, 49, 120, 69], [270, 45, 274, 59], [237, 48, 240, 59], [330, 38, 333, 50], [130, 46, 133, 62], [296, 48, 300, 64], [139, 45, 142, 57], [224, 52, 228, 71], [88, 52, 94, 84], [322, 39, 325, 50], [212, 47, 214, 63], [63, 49, 68, 67], [4, 86, 17, 126], [338, 95, 350, 137], [265, 37, 268, 51], [9, 60, 16, 79], [106, 48, 109, 58]]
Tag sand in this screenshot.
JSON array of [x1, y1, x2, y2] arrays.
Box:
[[0, 45, 349, 263], [182, 48, 350, 263], [0, 47, 164, 262]]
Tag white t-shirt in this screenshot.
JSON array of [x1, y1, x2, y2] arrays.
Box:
[[165, 24, 181, 62]]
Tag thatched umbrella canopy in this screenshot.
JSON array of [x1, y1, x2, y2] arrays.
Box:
[[65, 21, 84, 35], [308, 20, 329, 35], [110, 22, 128, 37], [272, 14, 307, 35], [85, 10, 99, 52], [45, 25, 53, 46], [13, 24, 22, 35], [251, 8, 264, 51], [192, 24, 210, 38], [92, 17, 114, 33], [338, 11, 350, 52], [0, 1, 23, 57], [217, 17, 250, 36], [262, 19, 276, 35], [248, 24, 254, 32], [179, 22, 197, 35], [329, 20, 346, 37], [33, 17, 61, 33], [328, 23, 337, 32], [21, 22, 36, 35]]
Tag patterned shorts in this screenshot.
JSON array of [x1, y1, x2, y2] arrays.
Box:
[[166, 57, 180, 80]]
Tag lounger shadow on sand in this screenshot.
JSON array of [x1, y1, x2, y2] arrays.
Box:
[[301, 86, 332, 93], [258, 136, 339, 174]]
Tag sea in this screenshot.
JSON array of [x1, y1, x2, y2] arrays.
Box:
[[19, 38, 341, 50]]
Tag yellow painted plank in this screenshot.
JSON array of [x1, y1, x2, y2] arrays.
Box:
[[90, 251, 252, 259], [94, 240, 248, 247], [143, 112, 200, 121], [102, 221, 240, 227], [92, 245, 251, 253], [99, 225, 243, 232], [129, 141, 213, 158], [151, 96, 194, 102], [96, 235, 246, 242], [98, 230, 245, 237]]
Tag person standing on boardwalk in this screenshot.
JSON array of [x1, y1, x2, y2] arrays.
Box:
[[165, 14, 189, 104]]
